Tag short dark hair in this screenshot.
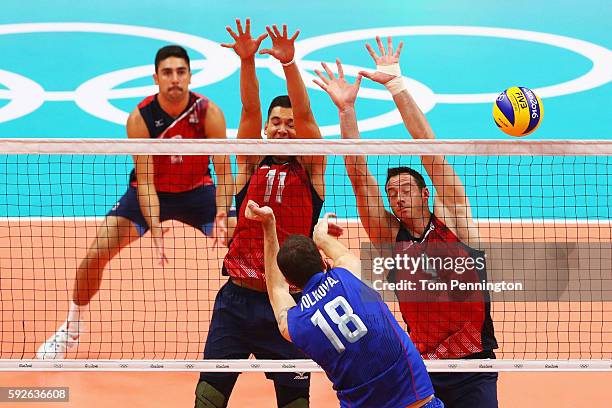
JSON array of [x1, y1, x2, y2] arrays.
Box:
[[385, 167, 426, 190], [267, 95, 292, 120], [276, 234, 323, 288], [155, 45, 190, 72]]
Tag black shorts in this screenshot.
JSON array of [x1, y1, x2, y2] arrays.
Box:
[[200, 279, 311, 389], [107, 185, 216, 236], [430, 371, 498, 408]]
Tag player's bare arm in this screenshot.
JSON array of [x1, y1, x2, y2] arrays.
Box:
[[361, 36, 478, 243], [244, 200, 296, 341], [260, 24, 326, 198], [222, 18, 268, 188], [313, 214, 361, 279], [314, 60, 399, 244], [128, 108, 168, 265], [275, 306, 292, 341], [204, 100, 234, 245]]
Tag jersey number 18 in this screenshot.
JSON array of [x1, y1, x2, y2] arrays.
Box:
[[310, 296, 368, 353]]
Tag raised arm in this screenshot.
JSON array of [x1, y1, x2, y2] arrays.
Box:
[[244, 200, 296, 342], [260, 24, 320, 140], [313, 214, 361, 278], [128, 108, 168, 265], [221, 18, 268, 175], [222, 18, 267, 141], [313, 60, 399, 244], [204, 100, 234, 246], [260, 24, 325, 197], [360, 37, 476, 240]]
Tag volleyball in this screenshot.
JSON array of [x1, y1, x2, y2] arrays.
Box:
[[493, 86, 544, 137]]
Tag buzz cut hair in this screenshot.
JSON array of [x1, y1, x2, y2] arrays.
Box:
[[385, 167, 426, 190], [267, 95, 292, 120], [155, 45, 191, 73]]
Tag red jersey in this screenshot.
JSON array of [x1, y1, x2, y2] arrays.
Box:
[[129, 92, 214, 193], [224, 157, 324, 290], [392, 214, 497, 359]]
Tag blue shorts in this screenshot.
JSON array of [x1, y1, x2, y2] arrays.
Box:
[[107, 185, 216, 236], [423, 397, 445, 408], [200, 279, 310, 390], [430, 371, 498, 408]]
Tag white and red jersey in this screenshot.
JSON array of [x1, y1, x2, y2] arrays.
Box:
[[224, 157, 324, 290], [392, 214, 498, 359], [129, 92, 214, 193]]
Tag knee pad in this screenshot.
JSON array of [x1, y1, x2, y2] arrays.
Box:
[[280, 398, 309, 408], [275, 384, 309, 408], [195, 381, 227, 408]]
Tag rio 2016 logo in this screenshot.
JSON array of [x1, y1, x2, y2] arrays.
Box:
[[0, 23, 610, 137]]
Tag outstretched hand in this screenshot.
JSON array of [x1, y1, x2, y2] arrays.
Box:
[[244, 200, 275, 225], [313, 59, 362, 110], [359, 36, 404, 85], [220, 18, 268, 60], [259, 24, 300, 64]]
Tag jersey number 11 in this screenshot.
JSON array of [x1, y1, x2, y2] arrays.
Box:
[[264, 169, 287, 204]]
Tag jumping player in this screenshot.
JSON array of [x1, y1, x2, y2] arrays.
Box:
[[313, 38, 498, 407], [194, 20, 325, 408], [38, 45, 234, 359], [245, 201, 443, 408]]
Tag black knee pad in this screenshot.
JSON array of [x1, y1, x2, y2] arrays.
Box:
[[194, 380, 229, 408], [275, 385, 309, 408], [280, 399, 309, 408]]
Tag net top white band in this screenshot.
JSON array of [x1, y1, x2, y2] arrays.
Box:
[[1, 138, 611, 155], [1, 359, 610, 372]]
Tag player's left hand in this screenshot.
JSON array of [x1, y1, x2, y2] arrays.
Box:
[[314, 213, 344, 243], [212, 210, 228, 247], [245, 200, 275, 224], [313, 60, 362, 111], [259, 24, 299, 65], [359, 36, 404, 85]]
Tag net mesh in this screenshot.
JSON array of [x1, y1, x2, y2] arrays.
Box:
[[0, 139, 610, 371]]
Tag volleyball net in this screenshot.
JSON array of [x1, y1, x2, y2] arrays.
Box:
[[0, 138, 610, 371]]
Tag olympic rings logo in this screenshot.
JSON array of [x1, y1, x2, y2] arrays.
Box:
[[0, 23, 611, 136]]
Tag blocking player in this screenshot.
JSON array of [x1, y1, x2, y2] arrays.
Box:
[[37, 45, 234, 359], [246, 201, 444, 408], [313, 37, 498, 407], [194, 20, 325, 408]]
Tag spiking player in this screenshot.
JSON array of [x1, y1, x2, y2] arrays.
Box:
[[246, 201, 443, 408]]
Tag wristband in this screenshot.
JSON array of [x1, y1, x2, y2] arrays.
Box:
[[281, 57, 295, 67]]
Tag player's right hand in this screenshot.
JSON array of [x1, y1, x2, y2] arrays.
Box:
[[244, 200, 275, 224], [151, 224, 169, 266], [220, 18, 268, 60], [212, 211, 228, 247]]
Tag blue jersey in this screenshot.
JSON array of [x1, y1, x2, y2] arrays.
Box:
[[287, 267, 434, 408]]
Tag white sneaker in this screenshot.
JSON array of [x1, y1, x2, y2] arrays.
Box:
[[36, 321, 83, 359]]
